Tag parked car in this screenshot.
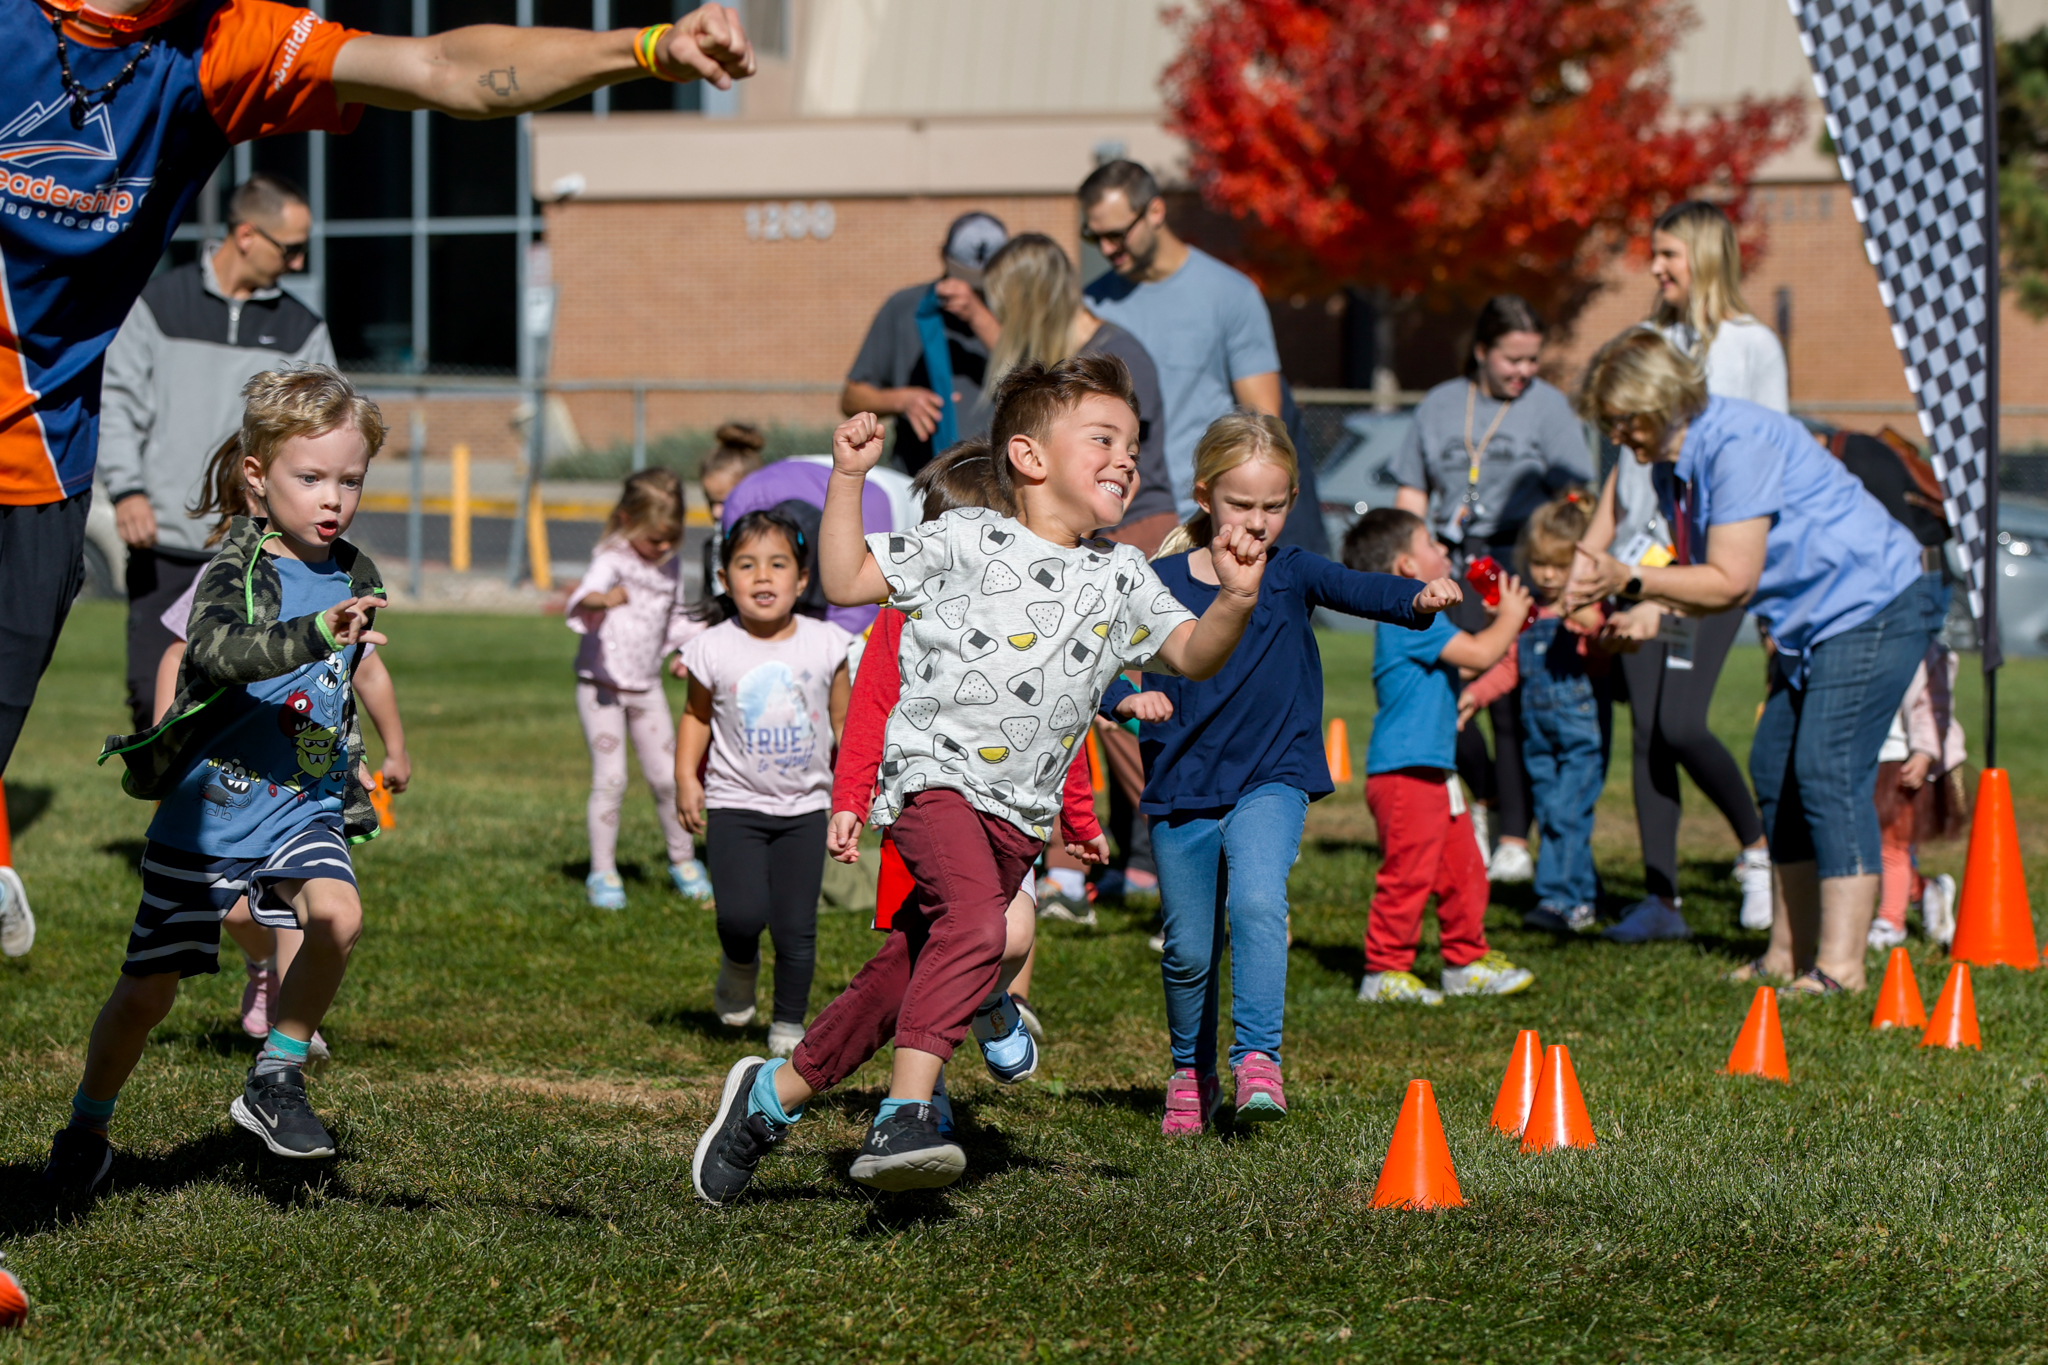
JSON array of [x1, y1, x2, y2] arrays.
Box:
[[1984, 494, 2048, 658]]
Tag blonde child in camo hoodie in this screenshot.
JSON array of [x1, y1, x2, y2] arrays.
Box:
[[566, 468, 711, 909]]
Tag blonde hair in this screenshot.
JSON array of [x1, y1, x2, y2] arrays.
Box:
[[236, 365, 386, 477], [602, 467, 685, 548], [1516, 487, 1596, 572], [1574, 327, 1710, 459], [984, 233, 1082, 394], [1649, 200, 1752, 355], [1154, 412, 1298, 558]]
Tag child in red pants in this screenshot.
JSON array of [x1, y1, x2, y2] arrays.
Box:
[[1343, 509, 1534, 1004]]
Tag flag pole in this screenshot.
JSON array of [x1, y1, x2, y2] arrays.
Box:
[[1982, 0, 2001, 769]]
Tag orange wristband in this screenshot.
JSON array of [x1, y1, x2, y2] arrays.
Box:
[[634, 23, 675, 79]]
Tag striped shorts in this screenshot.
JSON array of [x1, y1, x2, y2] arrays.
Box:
[[124, 825, 357, 978]]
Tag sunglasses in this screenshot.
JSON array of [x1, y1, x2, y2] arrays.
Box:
[[244, 222, 310, 265], [1080, 200, 1151, 248]]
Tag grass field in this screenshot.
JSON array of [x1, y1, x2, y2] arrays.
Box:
[[6, 603, 2048, 1363]]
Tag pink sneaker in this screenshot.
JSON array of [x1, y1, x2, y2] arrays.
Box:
[[241, 962, 274, 1038], [1232, 1052, 1287, 1122], [1161, 1067, 1220, 1136]]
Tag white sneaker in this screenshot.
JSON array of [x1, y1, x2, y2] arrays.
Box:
[[766, 1021, 804, 1057], [1734, 848, 1774, 931], [1921, 873, 1957, 947], [714, 956, 759, 1028], [1488, 841, 1534, 884], [0, 866, 32, 958], [1441, 950, 1534, 996], [1470, 804, 1492, 873], [1356, 970, 1444, 1006], [1867, 917, 1908, 951]]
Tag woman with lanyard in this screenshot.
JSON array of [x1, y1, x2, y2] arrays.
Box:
[[1391, 295, 1596, 883], [1569, 329, 1937, 995], [1581, 201, 1787, 942]]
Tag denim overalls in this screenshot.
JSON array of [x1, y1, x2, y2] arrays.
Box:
[[1518, 615, 1612, 912]]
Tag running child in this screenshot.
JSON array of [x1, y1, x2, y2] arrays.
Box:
[[1343, 507, 1534, 1005], [1098, 412, 1462, 1135], [1456, 491, 1630, 939], [1868, 642, 1967, 950], [151, 440, 413, 1051], [691, 353, 1269, 1201], [566, 469, 711, 909], [50, 366, 390, 1196], [676, 508, 853, 1059]]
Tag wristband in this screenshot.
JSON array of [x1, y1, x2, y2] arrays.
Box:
[[634, 23, 675, 79]]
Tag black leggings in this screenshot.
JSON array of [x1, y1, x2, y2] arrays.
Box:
[[1616, 607, 1765, 899], [1448, 591, 1532, 840], [706, 808, 827, 1025]]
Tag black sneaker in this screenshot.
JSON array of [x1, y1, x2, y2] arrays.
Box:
[[692, 1056, 788, 1206], [847, 1103, 965, 1192], [44, 1124, 111, 1201], [229, 1065, 337, 1158]]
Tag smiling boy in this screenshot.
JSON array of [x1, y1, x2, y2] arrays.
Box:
[[691, 355, 1271, 1201], [48, 367, 389, 1200]]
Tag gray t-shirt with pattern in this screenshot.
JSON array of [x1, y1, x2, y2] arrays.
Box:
[[866, 506, 1198, 838]]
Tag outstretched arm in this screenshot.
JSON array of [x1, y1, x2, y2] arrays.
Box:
[[821, 414, 892, 607], [331, 2, 753, 118]]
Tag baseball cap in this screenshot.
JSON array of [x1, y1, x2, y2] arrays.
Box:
[[941, 212, 1009, 283]]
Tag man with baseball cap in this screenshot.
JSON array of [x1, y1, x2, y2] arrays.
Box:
[[841, 211, 1008, 476]]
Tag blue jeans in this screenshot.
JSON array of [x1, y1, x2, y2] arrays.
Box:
[[1750, 578, 1940, 879], [1150, 782, 1309, 1074], [1519, 619, 1611, 909]]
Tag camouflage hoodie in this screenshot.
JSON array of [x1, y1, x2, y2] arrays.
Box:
[[99, 516, 384, 843]]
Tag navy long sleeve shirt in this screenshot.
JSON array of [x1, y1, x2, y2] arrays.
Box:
[[1102, 545, 1427, 815]]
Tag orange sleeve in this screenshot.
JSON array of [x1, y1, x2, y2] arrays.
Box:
[[201, 0, 368, 143]]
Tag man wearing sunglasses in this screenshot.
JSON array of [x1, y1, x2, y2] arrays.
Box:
[[1079, 159, 1282, 520], [97, 173, 330, 735]]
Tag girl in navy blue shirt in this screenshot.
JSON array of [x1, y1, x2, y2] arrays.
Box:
[[1104, 413, 1459, 1135]]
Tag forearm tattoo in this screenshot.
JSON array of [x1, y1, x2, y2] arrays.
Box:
[[478, 67, 518, 96]]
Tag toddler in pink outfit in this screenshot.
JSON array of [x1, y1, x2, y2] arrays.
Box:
[[566, 468, 711, 909]]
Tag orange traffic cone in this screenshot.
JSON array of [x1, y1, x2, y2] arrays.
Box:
[[1921, 963, 1982, 1050], [1369, 1080, 1463, 1209], [1722, 986, 1790, 1082], [1870, 948, 1927, 1031], [0, 1267, 23, 1328], [1520, 1044, 1596, 1151], [1489, 1029, 1543, 1136], [1949, 769, 2037, 969], [1326, 718, 1353, 784], [368, 774, 396, 831]]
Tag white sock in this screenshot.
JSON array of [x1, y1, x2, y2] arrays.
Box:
[[1047, 867, 1086, 901]]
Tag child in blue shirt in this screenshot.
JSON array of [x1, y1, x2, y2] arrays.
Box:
[[1344, 508, 1533, 1005], [1101, 413, 1461, 1135]]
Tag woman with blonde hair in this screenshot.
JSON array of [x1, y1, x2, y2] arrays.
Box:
[[1581, 199, 1786, 939], [1567, 328, 1938, 995], [1101, 410, 1466, 1133], [982, 233, 1177, 553]]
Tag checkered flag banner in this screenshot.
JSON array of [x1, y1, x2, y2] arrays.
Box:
[[1792, 0, 1999, 665]]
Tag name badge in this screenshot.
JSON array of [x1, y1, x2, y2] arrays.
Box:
[[1659, 612, 1698, 670]]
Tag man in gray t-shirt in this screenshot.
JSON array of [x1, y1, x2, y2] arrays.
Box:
[[1078, 161, 1281, 518]]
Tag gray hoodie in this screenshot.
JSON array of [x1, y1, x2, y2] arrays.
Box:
[[97, 251, 334, 558]]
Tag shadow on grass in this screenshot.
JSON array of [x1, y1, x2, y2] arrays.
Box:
[[648, 1006, 741, 1041], [6, 783, 53, 839], [152, 1022, 264, 1058], [1310, 836, 1379, 856], [1066, 1085, 1166, 1117], [559, 859, 654, 885], [99, 838, 148, 875]]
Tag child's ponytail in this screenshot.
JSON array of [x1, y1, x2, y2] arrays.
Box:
[[187, 434, 252, 546], [1151, 410, 1299, 561]]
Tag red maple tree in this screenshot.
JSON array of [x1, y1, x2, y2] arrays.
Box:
[[1164, 0, 1806, 322]]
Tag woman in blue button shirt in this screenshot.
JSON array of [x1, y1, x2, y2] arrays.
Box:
[[1567, 329, 1938, 995]]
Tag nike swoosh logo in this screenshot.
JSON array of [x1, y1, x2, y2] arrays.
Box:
[[262, 1109, 280, 1129]]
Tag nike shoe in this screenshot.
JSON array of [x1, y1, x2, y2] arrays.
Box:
[[1441, 950, 1536, 995], [229, 1066, 337, 1158], [714, 956, 759, 1028], [1356, 970, 1444, 1006], [241, 959, 274, 1039], [1734, 847, 1775, 931], [0, 866, 34, 958], [585, 871, 627, 910], [1488, 840, 1534, 884], [1603, 897, 1693, 944], [44, 1124, 112, 1201], [848, 1103, 965, 1192], [1161, 1067, 1220, 1136], [971, 993, 1038, 1084], [1232, 1053, 1287, 1122], [692, 1056, 787, 1206], [670, 861, 714, 903]]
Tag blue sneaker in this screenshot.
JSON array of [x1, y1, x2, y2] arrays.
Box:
[[670, 861, 714, 902], [972, 993, 1038, 1084], [585, 871, 627, 910], [931, 1066, 956, 1138], [1604, 897, 1693, 943]]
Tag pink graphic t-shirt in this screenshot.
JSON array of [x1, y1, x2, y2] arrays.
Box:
[[565, 538, 706, 692], [678, 615, 854, 816]]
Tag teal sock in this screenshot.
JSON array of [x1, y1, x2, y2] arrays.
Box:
[[254, 1029, 311, 1079], [71, 1087, 116, 1132], [874, 1097, 922, 1125], [747, 1058, 802, 1125]]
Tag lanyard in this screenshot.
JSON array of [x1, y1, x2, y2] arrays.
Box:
[[1672, 478, 1693, 566], [1461, 381, 1511, 501]]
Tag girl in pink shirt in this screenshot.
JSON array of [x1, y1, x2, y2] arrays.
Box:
[[566, 469, 709, 909]]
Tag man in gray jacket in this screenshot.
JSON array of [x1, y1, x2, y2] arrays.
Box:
[[99, 174, 336, 733]]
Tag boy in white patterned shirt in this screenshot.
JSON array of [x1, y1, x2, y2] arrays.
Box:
[[692, 354, 1270, 1200]]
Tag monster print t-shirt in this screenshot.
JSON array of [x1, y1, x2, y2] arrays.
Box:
[[148, 555, 360, 858], [681, 615, 854, 817], [866, 506, 1197, 839]]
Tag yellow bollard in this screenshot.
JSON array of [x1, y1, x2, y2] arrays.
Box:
[[526, 486, 552, 590], [449, 442, 471, 572]]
